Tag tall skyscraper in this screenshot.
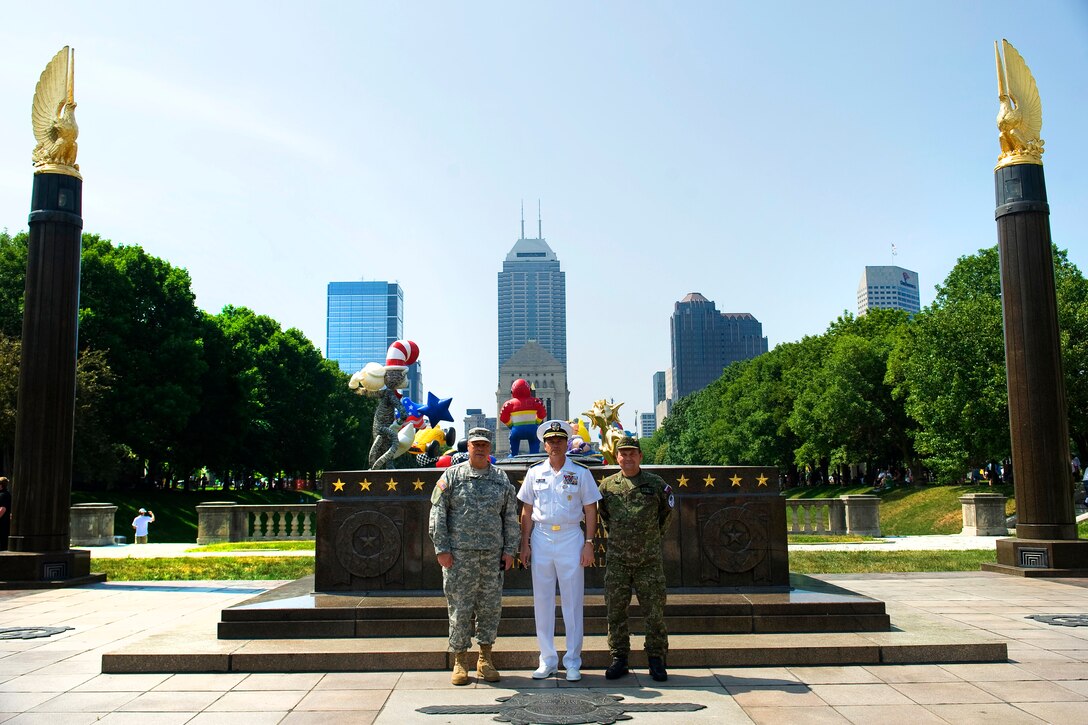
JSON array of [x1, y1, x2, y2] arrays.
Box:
[[497, 210, 566, 369], [326, 280, 422, 400], [670, 292, 768, 401], [463, 408, 497, 441], [857, 266, 921, 315], [638, 412, 657, 438], [495, 208, 569, 455], [652, 371, 667, 407]]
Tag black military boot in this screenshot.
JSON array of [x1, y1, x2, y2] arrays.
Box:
[[605, 655, 629, 680], [648, 656, 668, 682]]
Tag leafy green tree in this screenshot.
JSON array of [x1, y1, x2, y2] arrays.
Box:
[[0, 333, 18, 475], [889, 246, 1011, 481], [0, 231, 28, 337], [78, 234, 206, 485]]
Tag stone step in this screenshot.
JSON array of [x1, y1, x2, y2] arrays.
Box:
[[217, 575, 890, 639], [220, 613, 891, 639], [102, 631, 1007, 674]]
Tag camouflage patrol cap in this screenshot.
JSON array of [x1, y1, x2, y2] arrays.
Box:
[[466, 427, 492, 444], [615, 436, 641, 451]]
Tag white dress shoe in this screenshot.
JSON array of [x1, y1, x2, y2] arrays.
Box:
[[565, 667, 581, 682], [532, 664, 557, 679]]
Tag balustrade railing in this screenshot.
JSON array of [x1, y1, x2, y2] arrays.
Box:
[[785, 498, 846, 534], [196, 502, 316, 544]]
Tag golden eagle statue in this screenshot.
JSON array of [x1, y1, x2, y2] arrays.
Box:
[[31, 46, 80, 178], [995, 39, 1043, 169]]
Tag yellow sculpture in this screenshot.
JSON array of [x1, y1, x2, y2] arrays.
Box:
[[994, 39, 1043, 169], [32, 46, 80, 178], [584, 399, 626, 465]]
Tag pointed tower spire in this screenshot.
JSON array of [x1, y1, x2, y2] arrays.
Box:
[[520, 200, 525, 239], [538, 199, 542, 239]]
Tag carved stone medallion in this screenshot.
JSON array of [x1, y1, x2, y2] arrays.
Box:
[[335, 510, 401, 578], [0, 626, 74, 640], [701, 505, 767, 573], [1027, 614, 1088, 627], [417, 692, 705, 724]]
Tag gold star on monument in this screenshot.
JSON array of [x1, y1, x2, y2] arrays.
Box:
[[676, 475, 689, 488], [386, 478, 398, 491], [756, 473, 769, 487], [332, 478, 345, 492], [412, 479, 425, 491], [703, 474, 716, 488], [730, 474, 743, 487], [359, 479, 372, 492]]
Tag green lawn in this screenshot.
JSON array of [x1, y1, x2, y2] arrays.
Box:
[[785, 483, 1016, 536], [187, 541, 316, 552], [90, 550, 999, 580], [72, 488, 320, 543]]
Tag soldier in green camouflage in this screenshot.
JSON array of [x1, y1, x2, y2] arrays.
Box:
[[597, 435, 674, 682], [428, 427, 520, 685]]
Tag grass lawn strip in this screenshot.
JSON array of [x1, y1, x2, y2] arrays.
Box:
[[91, 550, 998, 580]]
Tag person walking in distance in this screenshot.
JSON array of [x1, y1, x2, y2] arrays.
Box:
[[428, 427, 520, 685], [518, 419, 601, 682], [132, 508, 155, 544], [0, 477, 11, 551]]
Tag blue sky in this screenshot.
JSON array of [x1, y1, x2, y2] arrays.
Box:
[[0, 2, 1085, 433]]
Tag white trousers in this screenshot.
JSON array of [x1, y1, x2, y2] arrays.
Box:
[[530, 526, 585, 670]]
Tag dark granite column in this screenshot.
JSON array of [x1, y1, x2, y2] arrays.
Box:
[[0, 171, 98, 585], [985, 163, 1088, 576]]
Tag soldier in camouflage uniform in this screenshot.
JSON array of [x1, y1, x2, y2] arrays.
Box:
[[597, 435, 674, 682], [428, 427, 520, 685]]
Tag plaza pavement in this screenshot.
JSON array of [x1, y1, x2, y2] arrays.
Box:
[[2, 539, 1088, 723]]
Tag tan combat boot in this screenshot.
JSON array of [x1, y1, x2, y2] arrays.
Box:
[[451, 651, 469, 686], [476, 643, 501, 682]]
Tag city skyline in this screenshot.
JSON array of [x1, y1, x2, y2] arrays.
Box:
[[857, 265, 922, 316], [670, 293, 769, 401], [325, 280, 422, 401], [0, 4, 1084, 429]]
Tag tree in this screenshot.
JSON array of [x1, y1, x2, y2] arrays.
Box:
[[78, 234, 206, 485], [888, 246, 1012, 481], [0, 231, 28, 338]]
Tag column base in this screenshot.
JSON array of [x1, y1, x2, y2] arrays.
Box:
[[0, 549, 106, 589], [981, 537, 1088, 577]]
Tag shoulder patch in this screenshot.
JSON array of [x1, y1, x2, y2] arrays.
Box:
[[436, 475, 448, 492]]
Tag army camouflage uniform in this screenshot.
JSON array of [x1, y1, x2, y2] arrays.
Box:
[[428, 461, 520, 651], [598, 469, 674, 659]]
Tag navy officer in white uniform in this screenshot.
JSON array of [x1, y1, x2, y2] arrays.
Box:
[[518, 419, 602, 681]]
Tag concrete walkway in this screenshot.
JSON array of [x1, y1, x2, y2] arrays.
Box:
[[3, 569, 1088, 723]]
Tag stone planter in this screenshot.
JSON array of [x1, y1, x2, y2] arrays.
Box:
[[961, 493, 1009, 536], [196, 501, 238, 545], [842, 495, 881, 537], [70, 503, 118, 546]]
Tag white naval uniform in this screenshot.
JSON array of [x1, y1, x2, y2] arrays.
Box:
[[518, 457, 602, 671]]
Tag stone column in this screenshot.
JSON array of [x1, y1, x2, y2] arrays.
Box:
[[960, 493, 1008, 536], [984, 162, 1088, 575], [842, 495, 881, 537], [0, 170, 100, 585]]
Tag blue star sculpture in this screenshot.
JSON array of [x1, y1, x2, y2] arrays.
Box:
[[419, 392, 454, 428]]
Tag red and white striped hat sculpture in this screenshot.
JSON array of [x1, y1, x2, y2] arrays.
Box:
[[384, 339, 420, 370]]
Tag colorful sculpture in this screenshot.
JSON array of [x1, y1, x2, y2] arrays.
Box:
[[584, 399, 627, 465], [350, 339, 420, 470], [499, 379, 547, 456]]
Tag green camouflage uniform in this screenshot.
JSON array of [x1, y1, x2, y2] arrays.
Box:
[[428, 461, 520, 652], [598, 469, 674, 659]]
